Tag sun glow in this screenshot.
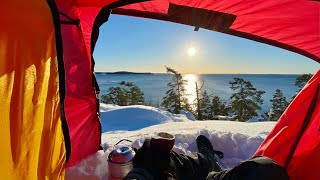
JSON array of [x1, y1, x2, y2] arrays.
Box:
[[184, 74, 198, 106], [187, 47, 197, 57]]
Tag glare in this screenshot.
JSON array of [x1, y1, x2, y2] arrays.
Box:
[[187, 47, 197, 57], [184, 74, 198, 106]]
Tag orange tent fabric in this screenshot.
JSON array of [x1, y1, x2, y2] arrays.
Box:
[[0, 0, 69, 179]]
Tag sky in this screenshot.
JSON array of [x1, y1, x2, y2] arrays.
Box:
[[93, 15, 320, 74]]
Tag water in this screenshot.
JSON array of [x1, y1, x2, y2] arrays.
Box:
[[96, 73, 300, 114]]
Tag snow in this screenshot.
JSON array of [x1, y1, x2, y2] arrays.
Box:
[[66, 103, 276, 180], [100, 104, 192, 131], [212, 115, 236, 121], [179, 110, 196, 121]]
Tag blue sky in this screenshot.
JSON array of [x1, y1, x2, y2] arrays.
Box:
[[93, 15, 319, 74]]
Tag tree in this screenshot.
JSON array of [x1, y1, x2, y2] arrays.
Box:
[[267, 89, 289, 121], [295, 74, 313, 89], [196, 88, 211, 120], [209, 96, 230, 119], [290, 73, 313, 102], [162, 66, 189, 114], [193, 82, 210, 120], [119, 81, 144, 105], [101, 81, 144, 105], [229, 78, 265, 122], [101, 86, 128, 105], [193, 81, 229, 120]]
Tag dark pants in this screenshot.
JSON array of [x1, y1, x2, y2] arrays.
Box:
[[168, 151, 213, 180], [168, 152, 289, 180], [206, 156, 289, 180], [125, 152, 289, 180]]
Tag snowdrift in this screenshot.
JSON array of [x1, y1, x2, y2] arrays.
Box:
[[100, 104, 193, 132], [66, 104, 276, 179]]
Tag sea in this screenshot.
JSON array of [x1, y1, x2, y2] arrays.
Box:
[[96, 73, 300, 115]]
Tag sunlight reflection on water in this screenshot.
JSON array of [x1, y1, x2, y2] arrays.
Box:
[[183, 74, 199, 106]]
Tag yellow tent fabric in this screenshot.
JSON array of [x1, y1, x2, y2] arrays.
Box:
[[0, 0, 67, 179]]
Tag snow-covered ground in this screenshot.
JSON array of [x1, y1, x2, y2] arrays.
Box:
[[100, 104, 193, 132], [66, 104, 276, 179]]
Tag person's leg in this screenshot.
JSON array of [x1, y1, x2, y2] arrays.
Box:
[[125, 151, 212, 180], [196, 135, 225, 171], [168, 151, 222, 180], [206, 156, 289, 180], [125, 137, 224, 180]]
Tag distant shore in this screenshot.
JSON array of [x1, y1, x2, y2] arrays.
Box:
[[95, 72, 303, 75], [96, 71, 153, 75]]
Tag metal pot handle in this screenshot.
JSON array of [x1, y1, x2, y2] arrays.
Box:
[[108, 139, 134, 161], [114, 139, 133, 146]]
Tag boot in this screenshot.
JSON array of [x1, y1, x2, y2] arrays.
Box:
[[196, 135, 224, 172]]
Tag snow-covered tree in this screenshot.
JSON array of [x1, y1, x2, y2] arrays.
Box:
[[267, 89, 289, 121], [162, 66, 189, 114], [229, 78, 265, 122]]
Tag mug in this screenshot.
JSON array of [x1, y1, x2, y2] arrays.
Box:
[[151, 132, 175, 152]]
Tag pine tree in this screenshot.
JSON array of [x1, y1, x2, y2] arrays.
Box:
[[194, 82, 210, 120], [195, 82, 202, 119], [162, 66, 189, 114], [229, 78, 265, 122], [290, 74, 313, 102], [198, 89, 211, 120], [268, 89, 289, 121], [101, 86, 128, 105], [210, 96, 229, 119], [295, 74, 313, 89], [193, 81, 230, 120], [101, 81, 144, 106], [119, 81, 144, 105]]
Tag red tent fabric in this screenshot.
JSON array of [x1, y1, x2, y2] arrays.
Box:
[[255, 70, 320, 180], [55, 1, 106, 167], [55, 0, 140, 167], [112, 0, 320, 62], [2, 0, 318, 178], [54, 0, 320, 169]]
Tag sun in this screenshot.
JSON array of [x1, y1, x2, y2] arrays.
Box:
[[187, 47, 196, 57]]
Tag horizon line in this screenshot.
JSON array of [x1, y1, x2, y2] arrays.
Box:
[[95, 71, 312, 75]]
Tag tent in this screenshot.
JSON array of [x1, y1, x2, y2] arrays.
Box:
[[0, 0, 319, 179]]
